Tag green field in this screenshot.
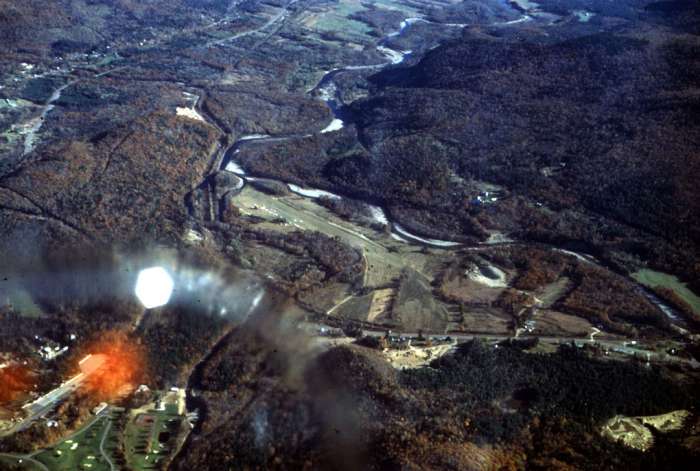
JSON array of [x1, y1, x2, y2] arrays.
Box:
[[33, 409, 123, 471], [371, 0, 422, 16], [633, 269, 700, 317], [124, 401, 182, 470], [1, 392, 186, 471], [0, 98, 32, 110], [309, 0, 374, 41]]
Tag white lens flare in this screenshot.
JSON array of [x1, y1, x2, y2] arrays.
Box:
[[135, 266, 174, 309]]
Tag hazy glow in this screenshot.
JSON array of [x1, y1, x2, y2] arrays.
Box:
[[135, 266, 174, 309]]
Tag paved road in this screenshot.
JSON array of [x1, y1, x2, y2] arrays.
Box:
[[356, 328, 700, 367], [306, 321, 699, 368], [207, 0, 297, 46], [1, 373, 87, 437], [0, 409, 112, 470], [99, 417, 116, 471]]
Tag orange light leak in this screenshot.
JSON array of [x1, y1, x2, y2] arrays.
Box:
[[0, 364, 32, 403], [81, 331, 145, 401]]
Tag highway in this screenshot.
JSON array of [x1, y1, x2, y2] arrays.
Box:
[[0, 407, 111, 471], [302, 321, 699, 368], [1, 373, 86, 437], [2, 355, 106, 438], [207, 0, 297, 46], [357, 328, 700, 368]]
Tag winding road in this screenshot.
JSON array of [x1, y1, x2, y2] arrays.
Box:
[[207, 0, 298, 47], [99, 417, 116, 471], [187, 0, 688, 330], [172, 1, 700, 464]]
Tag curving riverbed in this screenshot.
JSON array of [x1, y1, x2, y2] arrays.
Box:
[[217, 15, 466, 248], [197, 4, 687, 326]]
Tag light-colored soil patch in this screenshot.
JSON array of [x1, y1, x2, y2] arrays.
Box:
[[383, 343, 454, 369], [176, 107, 205, 122], [466, 263, 507, 288], [602, 410, 690, 451], [368, 288, 395, 323], [535, 277, 572, 308]]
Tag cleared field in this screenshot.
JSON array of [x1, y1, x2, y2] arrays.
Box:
[[393, 268, 449, 332], [233, 185, 433, 287], [535, 277, 572, 308], [299, 0, 423, 43], [383, 343, 454, 369], [371, 0, 423, 16], [633, 269, 700, 316], [458, 308, 511, 334], [124, 393, 184, 471], [368, 288, 395, 322], [439, 271, 505, 305], [301, 0, 373, 40], [601, 410, 689, 451], [34, 409, 122, 471], [333, 292, 374, 321], [232, 185, 461, 330], [531, 309, 593, 337]]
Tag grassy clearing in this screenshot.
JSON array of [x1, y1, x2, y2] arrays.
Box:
[[34, 410, 121, 471], [233, 185, 433, 287], [0, 98, 33, 110], [306, 0, 373, 41], [601, 410, 689, 452], [632, 269, 700, 316], [371, 0, 423, 16], [95, 54, 120, 67], [124, 400, 182, 470], [0, 455, 47, 470]]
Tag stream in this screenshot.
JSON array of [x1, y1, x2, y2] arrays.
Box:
[[209, 8, 690, 328], [218, 14, 464, 248], [174, 2, 696, 463]]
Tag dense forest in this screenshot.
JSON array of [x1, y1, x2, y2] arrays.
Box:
[[227, 13, 700, 302], [347, 23, 700, 289], [174, 316, 700, 470], [1, 0, 699, 468]]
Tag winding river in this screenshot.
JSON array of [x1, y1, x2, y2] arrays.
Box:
[[200, 3, 687, 327], [174, 2, 695, 462], [218, 14, 464, 247]]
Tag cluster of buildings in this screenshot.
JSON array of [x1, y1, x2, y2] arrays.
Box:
[[34, 334, 76, 361]]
